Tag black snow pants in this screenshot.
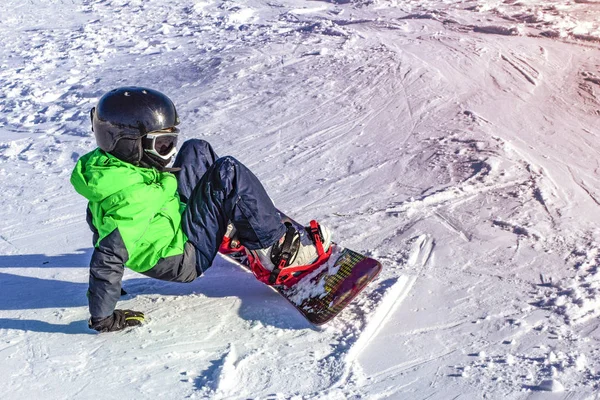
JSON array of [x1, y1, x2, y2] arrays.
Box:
[[173, 139, 286, 275]]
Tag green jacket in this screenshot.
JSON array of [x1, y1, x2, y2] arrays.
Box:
[[70, 148, 187, 272]]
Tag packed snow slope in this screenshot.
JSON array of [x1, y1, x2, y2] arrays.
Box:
[[1, 0, 600, 399]]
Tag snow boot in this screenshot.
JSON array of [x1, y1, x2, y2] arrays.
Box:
[[247, 221, 332, 287]]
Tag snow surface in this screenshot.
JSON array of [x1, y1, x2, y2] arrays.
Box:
[[1, 0, 600, 398]]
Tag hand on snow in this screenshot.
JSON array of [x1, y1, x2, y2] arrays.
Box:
[[89, 309, 145, 333]]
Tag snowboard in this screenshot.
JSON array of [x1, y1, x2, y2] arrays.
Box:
[[219, 220, 382, 326]]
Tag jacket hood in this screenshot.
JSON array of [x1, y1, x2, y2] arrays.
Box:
[[71, 148, 160, 202]]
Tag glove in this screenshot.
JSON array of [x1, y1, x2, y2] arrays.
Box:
[[89, 309, 145, 333]]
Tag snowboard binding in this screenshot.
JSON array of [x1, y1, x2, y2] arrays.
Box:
[[220, 221, 332, 287]]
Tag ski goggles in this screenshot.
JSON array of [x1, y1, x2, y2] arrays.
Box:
[[142, 127, 179, 160]]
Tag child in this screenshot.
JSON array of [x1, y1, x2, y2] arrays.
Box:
[[71, 87, 331, 332]]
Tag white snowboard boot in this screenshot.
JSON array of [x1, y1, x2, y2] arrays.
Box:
[[250, 221, 332, 273]]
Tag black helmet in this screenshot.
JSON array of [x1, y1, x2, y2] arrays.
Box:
[[90, 86, 179, 165]]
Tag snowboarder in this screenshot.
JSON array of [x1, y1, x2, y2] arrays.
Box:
[[71, 87, 331, 333]]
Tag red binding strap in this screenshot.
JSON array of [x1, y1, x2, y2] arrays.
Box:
[[248, 220, 332, 287], [310, 220, 325, 256]]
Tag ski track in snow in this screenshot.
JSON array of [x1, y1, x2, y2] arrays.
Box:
[[1, 0, 600, 398]]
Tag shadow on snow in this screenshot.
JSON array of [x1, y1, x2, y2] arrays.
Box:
[[0, 251, 311, 334], [0, 248, 93, 268]]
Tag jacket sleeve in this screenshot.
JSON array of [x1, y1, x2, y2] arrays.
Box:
[[88, 229, 128, 319]]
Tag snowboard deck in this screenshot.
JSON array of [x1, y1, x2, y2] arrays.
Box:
[[220, 242, 382, 326]]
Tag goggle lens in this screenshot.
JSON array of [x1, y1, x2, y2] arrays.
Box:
[[154, 135, 177, 156], [143, 128, 179, 160]]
